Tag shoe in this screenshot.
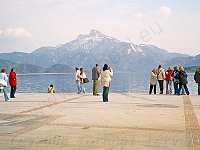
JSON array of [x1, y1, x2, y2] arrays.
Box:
[[5, 99, 9, 101]]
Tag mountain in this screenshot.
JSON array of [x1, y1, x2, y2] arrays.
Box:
[[0, 30, 192, 71]]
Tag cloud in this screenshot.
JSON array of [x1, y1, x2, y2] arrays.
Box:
[[134, 13, 144, 19], [3, 27, 33, 39], [0, 30, 2, 35], [150, 6, 172, 18]]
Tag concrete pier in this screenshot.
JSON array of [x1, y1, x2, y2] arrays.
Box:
[[0, 93, 200, 150]]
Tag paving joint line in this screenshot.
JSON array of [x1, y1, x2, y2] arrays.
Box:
[[183, 95, 200, 149]]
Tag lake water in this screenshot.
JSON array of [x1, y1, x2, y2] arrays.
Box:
[[11, 72, 198, 94]]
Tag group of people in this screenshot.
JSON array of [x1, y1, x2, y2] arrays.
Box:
[[75, 64, 113, 102], [0, 68, 17, 101], [149, 65, 200, 95]]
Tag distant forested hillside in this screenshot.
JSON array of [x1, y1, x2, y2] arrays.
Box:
[[0, 59, 74, 74]]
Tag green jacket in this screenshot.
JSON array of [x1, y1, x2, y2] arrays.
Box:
[[194, 68, 200, 83]]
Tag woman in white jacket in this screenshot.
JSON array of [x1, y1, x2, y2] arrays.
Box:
[[101, 64, 113, 102], [149, 69, 157, 94], [0, 68, 9, 101], [80, 68, 87, 93]]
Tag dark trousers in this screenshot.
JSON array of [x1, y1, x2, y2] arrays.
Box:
[[158, 80, 164, 94], [10, 86, 17, 97], [102, 86, 109, 102], [149, 84, 156, 94], [178, 84, 189, 95], [173, 82, 178, 94]]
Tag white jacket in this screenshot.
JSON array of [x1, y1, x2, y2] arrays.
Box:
[[157, 68, 165, 80], [101, 70, 113, 82]]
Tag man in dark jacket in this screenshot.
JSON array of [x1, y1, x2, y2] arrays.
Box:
[[92, 64, 100, 96], [194, 66, 200, 95]]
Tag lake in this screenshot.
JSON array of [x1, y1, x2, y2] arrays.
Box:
[[10, 72, 198, 94]]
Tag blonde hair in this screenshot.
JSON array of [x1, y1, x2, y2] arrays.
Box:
[[1, 68, 6, 73], [179, 66, 184, 71], [168, 66, 172, 70]]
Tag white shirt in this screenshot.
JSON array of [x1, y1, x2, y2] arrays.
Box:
[[75, 70, 80, 81]]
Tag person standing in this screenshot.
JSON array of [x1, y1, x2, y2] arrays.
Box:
[[194, 66, 200, 95], [177, 66, 189, 95], [157, 65, 165, 94], [149, 69, 157, 94], [171, 66, 179, 95], [92, 64, 100, 96], [0, 68, 9, 101], [101, 64, 113, 102], [80, 68, 87, 94], [165, 66, 173, 94], [9, 68, 17, 98], [75, 67, 81, 94]]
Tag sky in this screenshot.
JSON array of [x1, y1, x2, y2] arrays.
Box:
[[0, 0, 200, 56]]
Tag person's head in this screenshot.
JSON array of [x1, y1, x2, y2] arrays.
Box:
[[179, 66, 184, 71], [95, 64, 98, 68], [80, 68, 83, 72], [174, 66, 177, 70], [103, 64, 108, 71], [50, 84, 53, 87], [11, 68, 14, 72], [168, 66, 172, 71], [75, 67, 79, 71], [152, 68, 156, 73], [158, 65, 162, 69], [1, 68, 6, 73]]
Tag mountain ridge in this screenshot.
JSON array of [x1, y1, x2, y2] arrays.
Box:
[[0, 30, 197, 72]]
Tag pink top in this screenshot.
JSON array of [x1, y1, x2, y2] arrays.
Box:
[[101, 81, 110, 87]]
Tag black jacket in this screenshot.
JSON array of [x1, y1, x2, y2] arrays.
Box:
[[177, 71, 188, 84]]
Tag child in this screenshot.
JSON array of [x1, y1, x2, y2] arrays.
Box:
[[48, 85, 56, 93]]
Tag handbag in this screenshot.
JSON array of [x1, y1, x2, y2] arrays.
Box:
[[0, 79, 7, 87], [83, 78, 89, 83]]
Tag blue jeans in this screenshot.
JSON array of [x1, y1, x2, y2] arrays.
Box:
[[103, 86, 109, 102], [198, 83, 200, 95], [173, 82, 178, 94], [76, 81, 81, 93], [166, 80, 172, 94], [178, 84, 189, 95], [80, 82, 85, 93], [1, 87, 9, 101]]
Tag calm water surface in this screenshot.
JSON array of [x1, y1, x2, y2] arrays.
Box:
[[13, 72, 197, 94]]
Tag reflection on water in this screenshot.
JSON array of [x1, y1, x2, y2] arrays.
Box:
[[15, 72, 197, 94]]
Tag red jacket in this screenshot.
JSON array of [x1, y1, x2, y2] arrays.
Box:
[[165, 70, 173, 81], [9, 71, 17, 86]]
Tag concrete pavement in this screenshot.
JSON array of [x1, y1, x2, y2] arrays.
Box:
[[0, 92, 200, 150]]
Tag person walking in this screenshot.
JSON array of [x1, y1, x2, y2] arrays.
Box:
[[149, 69, 157, 94], [9, 68, 17, 98], [194, 66, 200, 95], [75, 67, 81, 94], [92, 64, 100, 96], [171, 66, 179, 95], [177, 66, 189, 95], [0, 68, 9, 101], [157, 65, 165, 94], [80, 68, 87, 94], [165, 66, 173, 94], [100, 64, 113, 102]]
